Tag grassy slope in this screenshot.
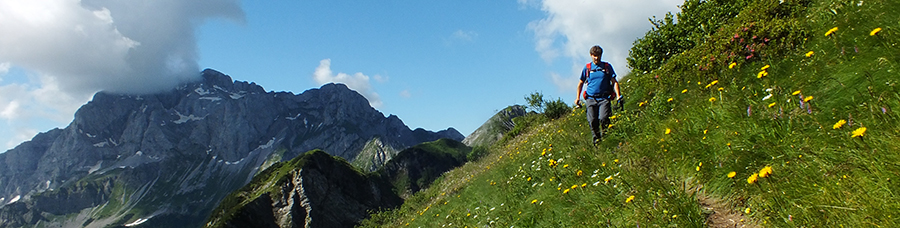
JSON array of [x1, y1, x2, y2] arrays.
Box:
[[361, 0, 900, 227]]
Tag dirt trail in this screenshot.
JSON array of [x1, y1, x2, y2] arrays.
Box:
[[699, 193, 759, 228]]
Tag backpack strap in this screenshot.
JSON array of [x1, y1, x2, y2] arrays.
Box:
[[585, 63, 592, 78]]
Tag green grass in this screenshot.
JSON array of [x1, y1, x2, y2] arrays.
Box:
[[360, 0, 900, 227]]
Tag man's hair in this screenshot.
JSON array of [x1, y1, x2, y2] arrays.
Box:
[[590, 45, 603, 57]]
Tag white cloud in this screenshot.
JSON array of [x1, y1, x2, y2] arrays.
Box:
[[525, 0, 681, 92], [549, 72, 578, 98], [0, 62, 10, 77], [452, 30, 479, 42], [0, 73, 90, 151], [313, 59, 383, 108], [0, 0, 244, 151], [400, 90, 412, 98], [0, 0, 244, 95]]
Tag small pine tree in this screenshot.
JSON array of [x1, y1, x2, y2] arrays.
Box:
[[525, 92, 545, 113]]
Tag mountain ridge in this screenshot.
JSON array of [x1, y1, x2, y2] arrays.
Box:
[[204, 138, 472, 228], [0, 68, 462, 228]]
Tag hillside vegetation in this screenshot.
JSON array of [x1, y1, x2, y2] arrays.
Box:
[[361, 0, 899, 227]]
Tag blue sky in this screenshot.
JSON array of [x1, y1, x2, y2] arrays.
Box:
[[0, 0, 681, 152]]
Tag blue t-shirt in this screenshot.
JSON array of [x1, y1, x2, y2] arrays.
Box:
[[580, 61, 617, 99]]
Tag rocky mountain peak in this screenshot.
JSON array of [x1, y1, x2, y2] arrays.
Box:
[[0, 69, 464, 228]]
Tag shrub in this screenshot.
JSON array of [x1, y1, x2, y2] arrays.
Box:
[[466, 145, 489, 162], [544, 98, 570, 120]]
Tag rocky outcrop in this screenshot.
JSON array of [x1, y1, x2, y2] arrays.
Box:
[[206, 139, 471, 228], [207, 150, 402, 228], [462, 105, 527, 147], [0, 69, 463, 228]]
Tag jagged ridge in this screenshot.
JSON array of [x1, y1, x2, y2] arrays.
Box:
[[205, 139, 471, 228], [0, 69, 463, 228]]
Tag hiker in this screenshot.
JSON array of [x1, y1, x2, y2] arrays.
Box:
[[574, 45, 621, 145]]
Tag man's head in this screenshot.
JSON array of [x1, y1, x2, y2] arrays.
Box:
[[590, 45, 603, 64]]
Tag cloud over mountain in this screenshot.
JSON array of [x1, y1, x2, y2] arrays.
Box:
[[0, 0, 244, 151], [313, 58, 383, 108]]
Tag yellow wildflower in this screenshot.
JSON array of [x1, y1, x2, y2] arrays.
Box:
[[682, 89, 688, 93], [729, 62, 737, 69], [709, 97, 717, 102], [761, 65, 770, 70], [604, 176, 613, 183], [768, 102, 776, 108], [757, 71, 768, 78], [718, 87, 724, 91], [870, 27, 882, 36], [792, 90, 801, 95], [825, 27, 838, 36], [527, 177, 532, 181], [563, 189, 570, 194], [576, 170, 583, 176], [851, 127, 867, 138], [667, 98, 674, 102], [625, 195, 635, 203], [581, 183, 587, 188], [705, 80, 719, 89], [747, 173, 759, 184], [571, 185, 578, 189], [833, 120, 847, 129], [727, 171, 737, 178], [614, 159, 619, 163], [563, 164, 569, 168], [759, 166, 773, 178], [531, 199, 538, 204], [638, 101, 646, 107], [745, 208, 751, 214], [665, 128, 671, 134], [803, 96, 814, 102], [805, 51, 814, 57]]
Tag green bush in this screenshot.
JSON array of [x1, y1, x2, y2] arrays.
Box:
[[544, 98, 570, 120], [466, 145, 489, 162], [628, 0, 751, 73], [523, 92, 570, 120]]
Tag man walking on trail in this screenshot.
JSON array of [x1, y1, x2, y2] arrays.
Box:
[[575, 45, 621, 145]]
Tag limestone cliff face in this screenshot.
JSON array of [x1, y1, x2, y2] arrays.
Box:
[[0, 69, 462, 228]]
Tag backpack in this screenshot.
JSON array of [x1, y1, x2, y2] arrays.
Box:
[[582, 62, 614, 100]]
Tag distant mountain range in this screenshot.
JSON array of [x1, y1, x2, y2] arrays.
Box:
[[0, 69, 463, 228]]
